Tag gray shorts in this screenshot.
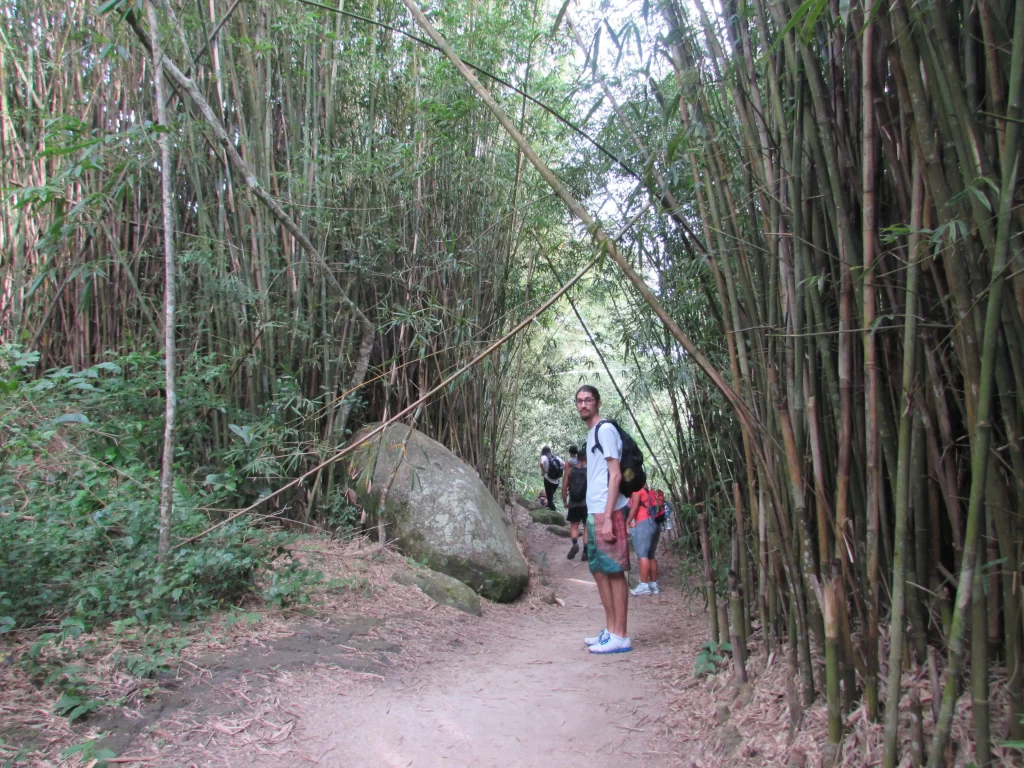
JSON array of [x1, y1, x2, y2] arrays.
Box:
[[632, 518, 660, 559]]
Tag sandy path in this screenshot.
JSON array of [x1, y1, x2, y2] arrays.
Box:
[[259, 527, 696, 768]]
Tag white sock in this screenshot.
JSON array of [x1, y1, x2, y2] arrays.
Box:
[[650, 581, 658, 588]]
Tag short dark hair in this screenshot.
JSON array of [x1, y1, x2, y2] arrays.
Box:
[[541, 445, 552, 456], [568, 444, 578, 456], [576, 384, 600, 402]]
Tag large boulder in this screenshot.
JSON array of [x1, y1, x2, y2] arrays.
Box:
[[350, 423, 529, 602]]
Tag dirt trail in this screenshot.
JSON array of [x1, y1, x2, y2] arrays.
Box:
[[266, 532, 693, 768], [106, 511, 709, 767]]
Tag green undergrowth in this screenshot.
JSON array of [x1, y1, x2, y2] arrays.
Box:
[[694, 639, 733, 677], [0, 344, 339, 635]]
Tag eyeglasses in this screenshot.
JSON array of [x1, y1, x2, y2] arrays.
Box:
[[575, 397, 596, 405]]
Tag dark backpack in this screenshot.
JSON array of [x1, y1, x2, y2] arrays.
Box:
[[567, 464, 588, 504], [546, 455, 564, 480], [591, 419, 646, 496]]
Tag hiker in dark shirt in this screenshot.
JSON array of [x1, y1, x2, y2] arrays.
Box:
[[562, 444, 588, 561]]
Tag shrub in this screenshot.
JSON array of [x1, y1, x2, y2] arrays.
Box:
[[0, 346, 291, 631]]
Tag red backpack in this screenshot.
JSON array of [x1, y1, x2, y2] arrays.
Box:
[[647, 489, 666, 523]]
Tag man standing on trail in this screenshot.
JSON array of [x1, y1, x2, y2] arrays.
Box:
[[626, 484, 660, 596], [575, 385, 631, 654], [562, 444, 588, 561], [539, 446, 562, 512]]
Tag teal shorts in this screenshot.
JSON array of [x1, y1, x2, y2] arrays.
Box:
[[586, 507, 630, 574]]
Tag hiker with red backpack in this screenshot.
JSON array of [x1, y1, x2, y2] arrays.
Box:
[[626, 484, 664, 596]]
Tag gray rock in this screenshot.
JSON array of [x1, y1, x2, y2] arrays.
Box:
[[351, 424, 529, 602], [530, 508, 566, 525], [720, 724, 742, 757], [546, 525, 571, 538], [517, 495, 544, 511], [818, 743, 839, 766], [716, 703, 731, 725], [392, 569, 482, 616], [735, 682, 754, 708]]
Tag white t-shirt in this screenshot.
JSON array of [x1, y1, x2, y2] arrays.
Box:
[[586, 421, 629, 514]]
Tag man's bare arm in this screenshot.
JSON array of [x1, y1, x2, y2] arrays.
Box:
[[605, 457, 622, 515]]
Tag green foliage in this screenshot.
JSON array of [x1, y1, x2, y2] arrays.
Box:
[[694, 639, 732, 677], [60, 738, 117, 767], [263, 562, 324, 609], [319, 487, 363, 530], [0, 346, 303, 631]]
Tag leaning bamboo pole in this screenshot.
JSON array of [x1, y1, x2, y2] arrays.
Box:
[[172, 250, 603, 548], [395, 0, 750, 434]]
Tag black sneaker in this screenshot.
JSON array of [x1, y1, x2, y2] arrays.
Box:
[[567, 542, 579, 560], [581, 545, 589, 562]]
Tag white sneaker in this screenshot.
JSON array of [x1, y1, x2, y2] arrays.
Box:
[[585, 629, 610, 646], [589, 633, 632, 654], [650, 582, 660, 595], [631, 583, 652, 596]]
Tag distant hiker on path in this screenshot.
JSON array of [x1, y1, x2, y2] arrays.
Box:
[[575, 385, 632, 654], [539, 446, 563, 512], [627, 485, 661, 596], [562, 444, 588, 561]]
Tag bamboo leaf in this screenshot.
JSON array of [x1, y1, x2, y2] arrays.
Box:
[[96, 0, 128, 13], [582, 95, 606, 125], [548, 0, 572, 37]]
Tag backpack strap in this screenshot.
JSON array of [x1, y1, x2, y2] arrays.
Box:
[[591, 419, 612, 455], [638, 487, 650, 512]]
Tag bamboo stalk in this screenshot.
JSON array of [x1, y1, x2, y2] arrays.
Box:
[[700, 512, 721, 643], [733, 482, 751, 640], [729, 569, 747, 684], [881, 147, 925, 768], [146, 0, 177, 564], [928, 1, 1024, 760], [862, 0, 881, 722], [823, 563, 842, 744], [971, 513, 991, 767]]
